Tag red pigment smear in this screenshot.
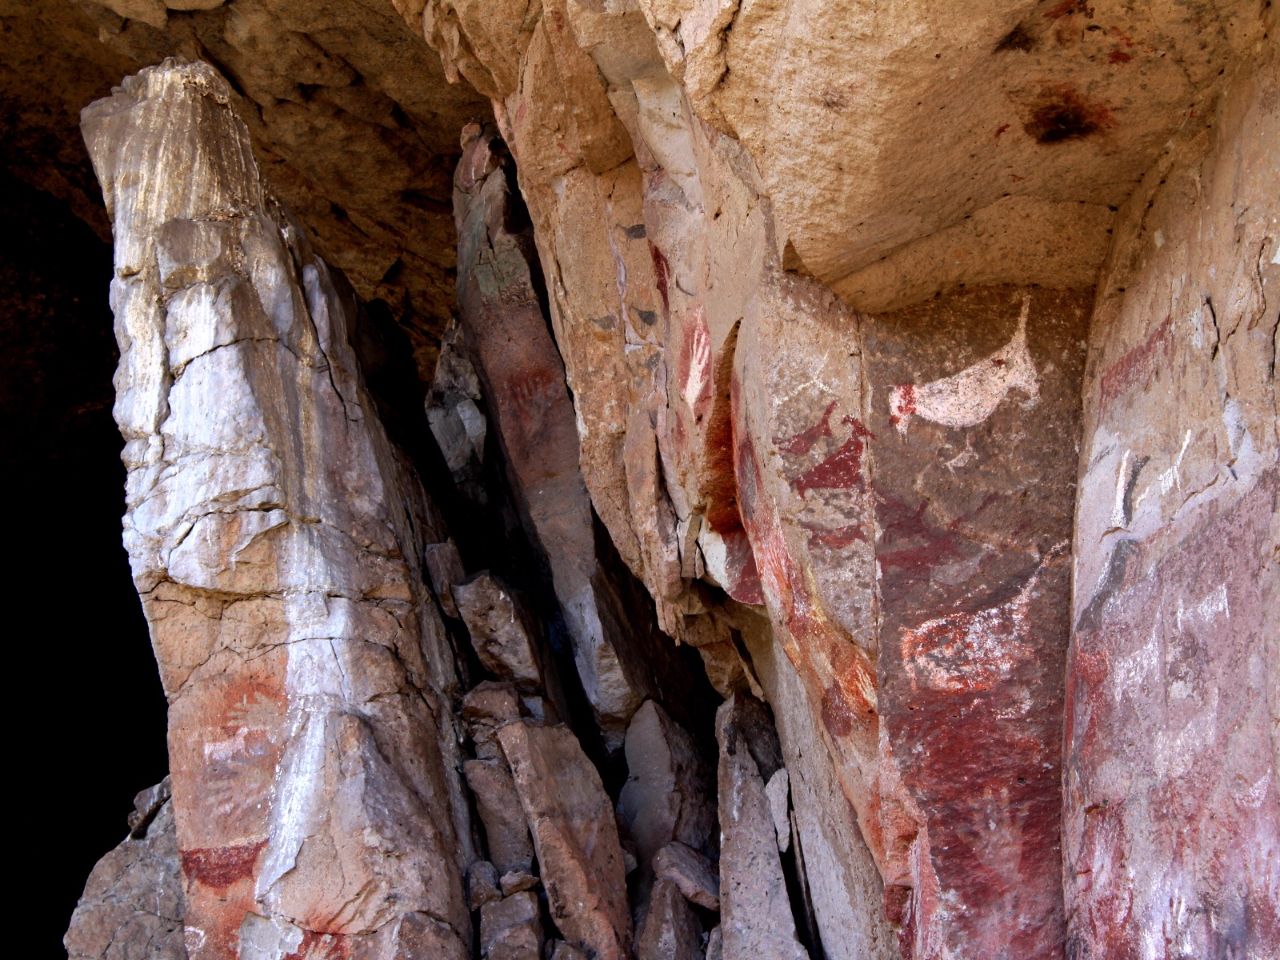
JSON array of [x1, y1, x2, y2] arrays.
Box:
[[774, 401, 837, 455], [793, 417, 875, 499], [181, 840, 267, 889], [1108, 48, 1133, 63], [821, 681, 856, 737], [1025, 85, 1115, 144], [805, 522, 868, 550], [724, 529, 765, 605], [875, 493, 964, 584], [284, 931, 351, 960], [994, 123, 1011, 138], [649, 242, 670, 315], [1099, 314, 1174, 410], [890, 383, 916, 428]]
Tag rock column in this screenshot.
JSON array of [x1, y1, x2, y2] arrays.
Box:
[[81, 60, 473, 960]]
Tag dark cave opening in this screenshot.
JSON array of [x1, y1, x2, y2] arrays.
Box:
[[1, 169, 169, 955]]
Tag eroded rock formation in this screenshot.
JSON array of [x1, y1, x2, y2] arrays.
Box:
[[7, 0, 1270, 957], [80, 61, 475, 958]]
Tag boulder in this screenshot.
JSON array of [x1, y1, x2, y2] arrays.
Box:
[[497, 720, 633, 959]]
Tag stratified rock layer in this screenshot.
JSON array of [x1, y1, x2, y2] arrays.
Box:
[[81, 59, 473, 959]]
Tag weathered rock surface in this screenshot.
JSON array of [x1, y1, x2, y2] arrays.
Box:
[[479, 891, 543, 958], [65, 781, 187, 960], [455, 573, 545, 689], [636, 879, 703, 960], [618, 699, 717, 878], [467, 860, 502, 911], [14, 0, 1275, 953], [81, 59, 473, 959], [497, 720, 633, 959], [424, 537, 468, 618], [654, 842, 720, 911], [716, 694, 808, 960], [464, 756, 536, 875], [453, 123, 660, 744], [1064, 41, 1280, 959]]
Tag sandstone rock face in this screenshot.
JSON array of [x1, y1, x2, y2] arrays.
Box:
[[66, 781, 187, 960], [452, 123, 661, 743], [409, 1, 1096, 953], [81, 60, 473, 959], [1064, 45, 1280, 959]]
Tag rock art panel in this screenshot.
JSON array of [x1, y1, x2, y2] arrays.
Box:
[[453, 122, 659, 743], [81, 60, 472, 960], [862, 286, 1089, 960], [1064, 47, 1279, 960]]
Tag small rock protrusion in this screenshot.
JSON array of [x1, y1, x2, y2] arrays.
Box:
[[464, 758, 536, 875], [467, 860, 502, 911], [618, 699, 716, 877], [499, 869, 539, 896], [423, 539, 467, 617], [765, 768, 792, 854], [456, 573, 544, 689], [716, 694, 809, 959], [706, 925, 724, 960], [637, 879, 703, 960], [654, 841, 720, 911], [480, 890, 543, 958]]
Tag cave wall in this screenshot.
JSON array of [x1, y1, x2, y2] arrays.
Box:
[[1064, 45, 1279, 957], [0, 0, 1269, 957]]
